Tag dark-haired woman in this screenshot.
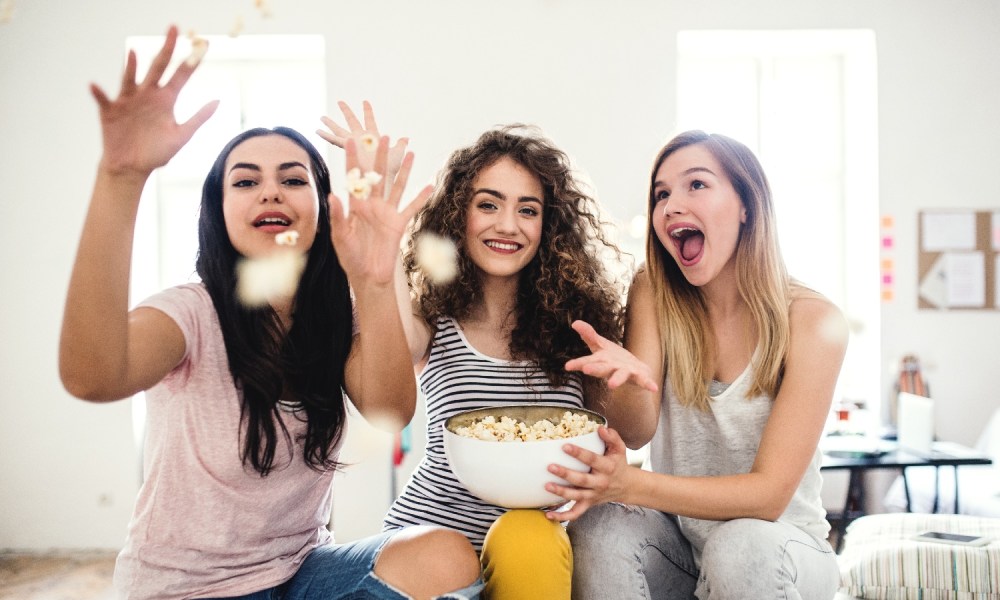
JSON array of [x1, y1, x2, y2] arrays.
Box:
[[59, 26, 481, 600]]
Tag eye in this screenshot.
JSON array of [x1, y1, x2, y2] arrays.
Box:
[[690, 180, 707, 191], [518, 205, 540, 217], [283, 177, 309, 187], [476, 200, 498, 211], [654, 189, 670, 201], [233, 179, 257, 188]]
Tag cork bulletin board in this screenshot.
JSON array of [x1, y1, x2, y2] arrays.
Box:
[[917, 210, 1000, 310]]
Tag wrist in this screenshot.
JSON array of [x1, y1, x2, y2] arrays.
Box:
[[97, 158, 154, 186]]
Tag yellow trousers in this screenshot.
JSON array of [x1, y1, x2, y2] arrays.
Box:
[[480, 509, 572, 600]]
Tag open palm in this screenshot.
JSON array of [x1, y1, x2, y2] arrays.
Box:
[[329, 137, 431, 287], [92, 25, 217, 178]]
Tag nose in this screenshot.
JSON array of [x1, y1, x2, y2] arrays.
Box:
[[494, 206, 518, 234], [658, 195, 685, 218], [259, 178, 282, 204]]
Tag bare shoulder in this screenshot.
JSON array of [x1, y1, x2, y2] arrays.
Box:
[[628, 264, 654, 302], [788, 285, 848, 351]]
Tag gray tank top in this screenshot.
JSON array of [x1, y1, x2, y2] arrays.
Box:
[[648, 357, 829, 563]]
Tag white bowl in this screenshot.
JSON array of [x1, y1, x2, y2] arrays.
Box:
[[443, 404, 607, 509]]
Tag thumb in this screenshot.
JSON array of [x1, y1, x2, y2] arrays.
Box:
[[328, 193, 346, 233], [600, 426, 628, 457], [179, 99, 220, 142]]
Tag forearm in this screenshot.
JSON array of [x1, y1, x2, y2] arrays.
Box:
[[394, 257, 430, 363], [349, 279, 418, 430], [624, 468, 791, 521], [602, 388, 660, 449], [59, 168, 147, 400]]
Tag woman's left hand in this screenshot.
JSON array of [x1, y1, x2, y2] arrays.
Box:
[[543, 426, 633, 522], [328, 137, 431, 287], [318, 100, 408, 180]]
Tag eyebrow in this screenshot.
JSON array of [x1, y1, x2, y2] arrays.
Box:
[[228, 161, 309, 173], [653, 166, 718, 188], [473, 187, 543, 205]]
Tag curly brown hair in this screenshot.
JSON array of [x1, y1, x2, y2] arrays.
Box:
[[403, 125, 625, 387]]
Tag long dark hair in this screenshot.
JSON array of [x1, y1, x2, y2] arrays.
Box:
[[196, 127, 352, 475], [404, 125, 625, 386]]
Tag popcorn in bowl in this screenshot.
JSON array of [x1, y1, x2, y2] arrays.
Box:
[[444, 405, 607, 509], [454, 411, 600, 442]]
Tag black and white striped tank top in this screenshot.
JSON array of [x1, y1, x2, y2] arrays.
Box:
[[381, 317, 585, 550]]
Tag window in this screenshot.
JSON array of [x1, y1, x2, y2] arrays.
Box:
[[676, 30, 880, 417]]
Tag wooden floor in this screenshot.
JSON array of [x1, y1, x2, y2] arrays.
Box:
[[0, 551, 117, 600]]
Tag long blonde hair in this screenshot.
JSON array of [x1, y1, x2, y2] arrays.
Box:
[[645, 131, 790, 410]]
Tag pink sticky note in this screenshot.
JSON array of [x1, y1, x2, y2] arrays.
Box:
[[881, 236, 893, 249], [882, 273, 893, 285]]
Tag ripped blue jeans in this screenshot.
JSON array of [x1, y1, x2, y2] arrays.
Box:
[[567, 504, 839, 600], [201, 531, 483, 600]]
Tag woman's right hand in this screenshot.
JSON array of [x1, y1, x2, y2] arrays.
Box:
[[92, 25, 218, 179], [565, 320, 659, 392]]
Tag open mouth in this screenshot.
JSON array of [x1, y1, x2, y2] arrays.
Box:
[[670, 226, 704, 264], [253, 216, 291, 227]]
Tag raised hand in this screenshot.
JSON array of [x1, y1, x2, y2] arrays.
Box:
[[318, 100, 408, 179], [91, 25, 218, 179], [565, 320, 659, 392], [328, 137, 432, 287], [543, 426, 633, 522]]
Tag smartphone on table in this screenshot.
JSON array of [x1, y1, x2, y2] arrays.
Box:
[[911, 531, 991, 547]]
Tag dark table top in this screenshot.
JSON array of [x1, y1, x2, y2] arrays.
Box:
[[821, 441, 992, 470]]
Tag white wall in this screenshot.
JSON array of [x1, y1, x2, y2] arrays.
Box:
[[1, 0, 998, 550]]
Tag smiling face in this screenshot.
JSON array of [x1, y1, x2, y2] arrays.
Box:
[[650, 142, 747, 287], [463, 156, 544, 282], [222, 135, 320, 259]]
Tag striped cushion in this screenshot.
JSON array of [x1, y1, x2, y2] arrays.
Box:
[[838, 513, 1000, 599]]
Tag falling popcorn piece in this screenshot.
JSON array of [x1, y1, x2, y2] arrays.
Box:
[[185, 33, 209, 67], [236, 250, 307, 307], [0, 0, 15, 24], [275, 230, 299, 246], [415, 233, 459, 284], [229, 15, 245, 38], [359, 134, 378, 152], [254, 0, 274, 18], [345, 168, 383, 200]]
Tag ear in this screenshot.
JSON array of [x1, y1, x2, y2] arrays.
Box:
[[740, 204, 748, 224]]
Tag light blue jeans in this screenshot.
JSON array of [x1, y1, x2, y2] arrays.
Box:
[[200, 531, 483, 600], [568, 504, 839, 600]]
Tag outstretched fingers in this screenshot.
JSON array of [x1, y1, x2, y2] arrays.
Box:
[[142, 25, 179, 89], [339, 99, 365, 132], [362, 100, 379, 132], [90, 83, 112, 110], [369, 135, 390, 199], [571, 319, 610, 353], [386, 152, 415, 208], [118, 50, 138, 97], [317, 115, 349, 148]]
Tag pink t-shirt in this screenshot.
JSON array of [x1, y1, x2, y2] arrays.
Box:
[[115, 283, 342, 599]]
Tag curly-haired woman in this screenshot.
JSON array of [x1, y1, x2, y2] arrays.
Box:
[[321, 109, 626, 600]]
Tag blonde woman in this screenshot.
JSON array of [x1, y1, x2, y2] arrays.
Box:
[[549, 131, 848, 600]]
